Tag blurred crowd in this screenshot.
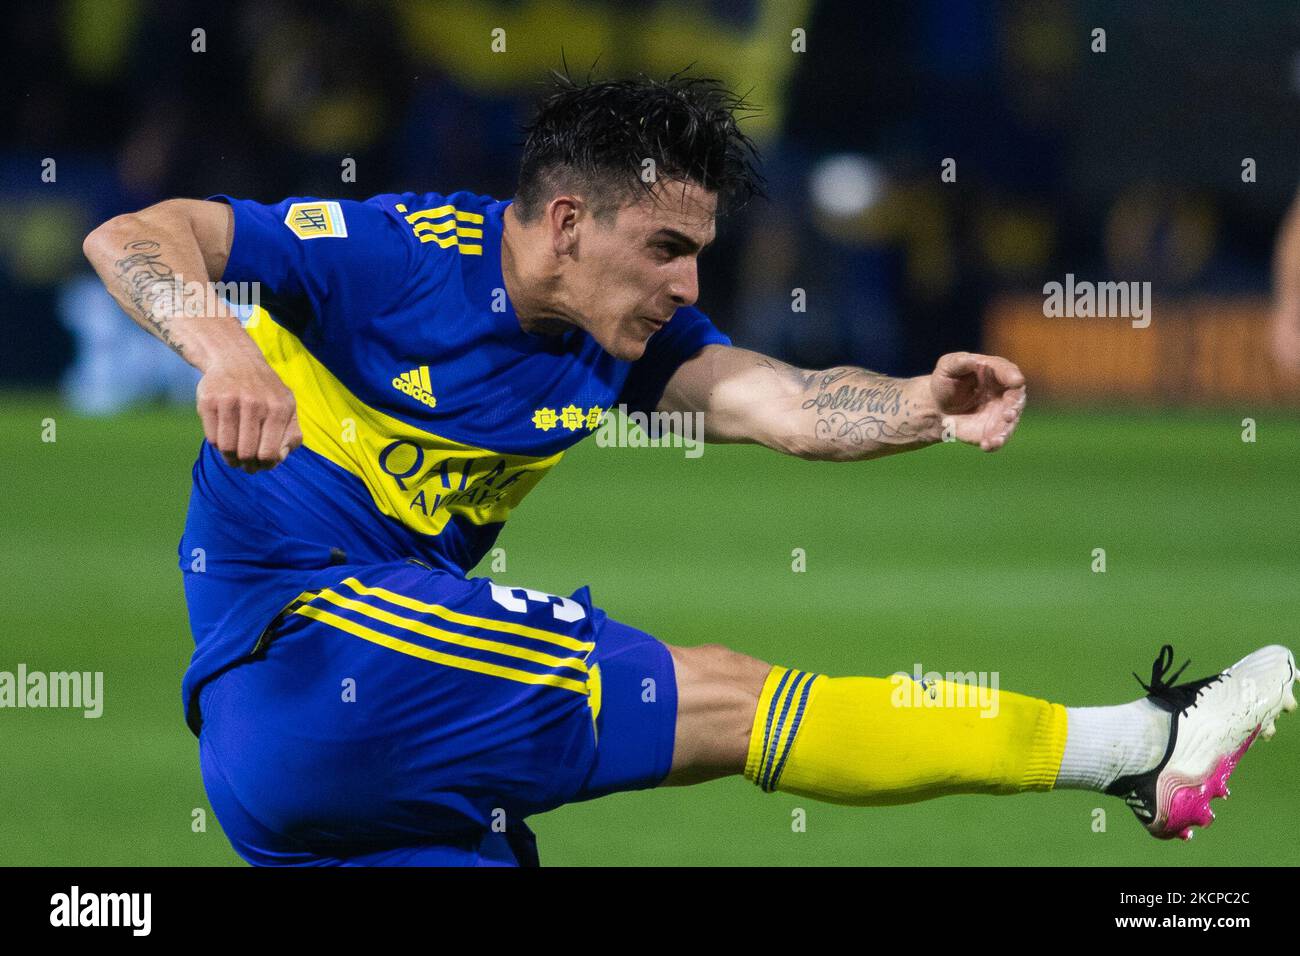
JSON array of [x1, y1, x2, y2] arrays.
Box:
[[2, 0, 1296, 410]]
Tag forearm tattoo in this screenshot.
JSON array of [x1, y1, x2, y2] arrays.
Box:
[[112, 240, 187, 357], [760, 359, 924, 453]]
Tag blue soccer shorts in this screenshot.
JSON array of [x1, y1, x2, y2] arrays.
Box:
[[195, 559, 678, 866]]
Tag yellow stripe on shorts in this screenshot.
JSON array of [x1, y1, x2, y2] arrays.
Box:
[[337, 577, 594, 653], [294, 603, 589, 694], [311, 587, 589, 674]]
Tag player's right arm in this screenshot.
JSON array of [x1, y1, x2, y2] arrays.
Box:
[[82, 199, 301, 473]]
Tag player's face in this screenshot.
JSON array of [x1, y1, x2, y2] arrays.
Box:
[[572, 180, 717, 361]]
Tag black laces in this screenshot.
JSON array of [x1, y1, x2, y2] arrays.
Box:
[[1134, 644, 1222, 717]]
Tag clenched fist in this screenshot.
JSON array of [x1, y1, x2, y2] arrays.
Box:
[[196, 357, 303, 473]]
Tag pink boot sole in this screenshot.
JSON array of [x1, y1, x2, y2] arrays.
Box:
[[1158, 728, 1258, 841]]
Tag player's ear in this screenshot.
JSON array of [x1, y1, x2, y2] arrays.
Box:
[[546, 195, 581, 257]]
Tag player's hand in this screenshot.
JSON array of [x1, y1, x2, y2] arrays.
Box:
[[929, 352, 1026, 452], [196, 357, 302, 473]]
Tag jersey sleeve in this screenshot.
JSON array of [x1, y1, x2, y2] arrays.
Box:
[[210, 194, 418, 340], [617, 306, 732, 414]]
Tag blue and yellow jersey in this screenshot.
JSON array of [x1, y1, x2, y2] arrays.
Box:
[[179, 189, 729, 724]]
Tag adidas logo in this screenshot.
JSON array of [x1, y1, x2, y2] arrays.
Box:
[[391, 366, 437, 408]]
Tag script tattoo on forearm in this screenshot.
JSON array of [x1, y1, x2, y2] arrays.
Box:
[[113, 239, 187, 357], [800, 367, 904, 418], [760, 359, 921, 450]]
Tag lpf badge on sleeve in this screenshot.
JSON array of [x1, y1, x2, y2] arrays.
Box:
[[284, 201, 348, 239]]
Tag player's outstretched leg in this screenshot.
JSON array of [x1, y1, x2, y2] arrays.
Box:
[[667, 642, 1297, 841]]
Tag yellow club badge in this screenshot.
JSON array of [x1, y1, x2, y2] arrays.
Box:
[[284, 201, 348, 239]]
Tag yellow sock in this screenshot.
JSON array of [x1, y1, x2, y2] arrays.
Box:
[[744, 666, 1068, 805]]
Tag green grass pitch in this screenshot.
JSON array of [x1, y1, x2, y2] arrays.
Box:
[[1, 394, 1296, 865]]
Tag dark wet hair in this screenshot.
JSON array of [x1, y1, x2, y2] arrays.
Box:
[[514, 68, 764, 222]]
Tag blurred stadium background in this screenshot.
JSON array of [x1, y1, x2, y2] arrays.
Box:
[[2, 0, 1297, 866]]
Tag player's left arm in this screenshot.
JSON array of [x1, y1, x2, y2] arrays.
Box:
[[657, 344, 1027, 461]]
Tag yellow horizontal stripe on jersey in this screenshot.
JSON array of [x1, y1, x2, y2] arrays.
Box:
[[404, 206, 485, 224], [338, 576, 594, 653], [418, 233, 458, 248], [405, 204, 455, 222], [407, 217, 484, 254], [243, 310, 563, 537], [294, 603, 589, 694], [413, 234, 482, 255], [311, 587, 589, 672]]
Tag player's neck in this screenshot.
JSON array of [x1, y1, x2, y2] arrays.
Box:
[[501, 205, 578, 338]]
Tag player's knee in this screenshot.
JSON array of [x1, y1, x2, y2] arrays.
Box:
[[665, 643, 772, 781], [672, 643, 767, 692]]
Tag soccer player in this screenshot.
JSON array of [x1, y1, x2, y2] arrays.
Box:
[[83, 74, 1296, 866]]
